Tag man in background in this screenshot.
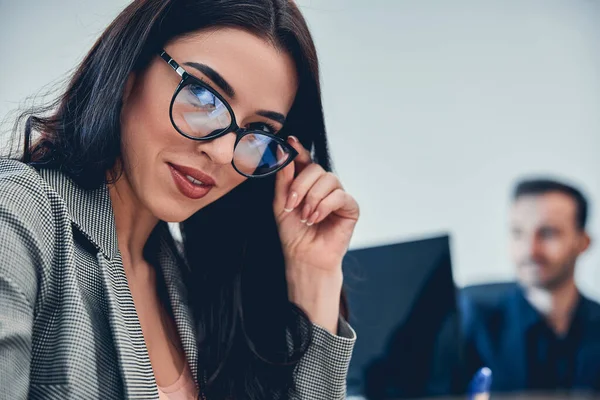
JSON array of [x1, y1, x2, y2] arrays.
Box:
[[460, 179, 600, 392]]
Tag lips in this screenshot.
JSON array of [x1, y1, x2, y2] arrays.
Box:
[[168, 163, 216, 200]]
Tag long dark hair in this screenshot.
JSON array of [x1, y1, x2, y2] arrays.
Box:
[[11, 1, 345, 399]]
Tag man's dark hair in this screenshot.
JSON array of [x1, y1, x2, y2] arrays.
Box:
[[514, 178, 589, 230]]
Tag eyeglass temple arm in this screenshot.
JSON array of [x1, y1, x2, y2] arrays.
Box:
[[159, 50, 186, 77]]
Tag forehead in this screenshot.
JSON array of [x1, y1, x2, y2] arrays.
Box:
[[166, 28, 298, 113], [511, 192, 578, 229]]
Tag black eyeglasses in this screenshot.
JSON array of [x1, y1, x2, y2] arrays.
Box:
[[159, 50, 298, 178]]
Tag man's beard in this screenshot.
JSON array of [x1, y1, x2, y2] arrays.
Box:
[[539, 262, 575, 291], [519, 255, 577, 291]]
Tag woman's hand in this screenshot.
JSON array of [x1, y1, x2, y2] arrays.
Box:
[[273, 136, 359, 334]]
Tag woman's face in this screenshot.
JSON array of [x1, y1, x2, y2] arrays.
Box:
[[119, 28, 298, 222]]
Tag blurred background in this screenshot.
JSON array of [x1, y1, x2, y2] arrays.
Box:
[[1, 1, 599, 398], [1, 0, 598, 299]]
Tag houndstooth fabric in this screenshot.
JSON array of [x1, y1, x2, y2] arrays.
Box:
[[0, 158, 355, 400]]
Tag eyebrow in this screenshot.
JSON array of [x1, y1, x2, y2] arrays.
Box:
[[257, 110, 286, 125], [183, 61, 287, 126], [184, 62, 236, 98]]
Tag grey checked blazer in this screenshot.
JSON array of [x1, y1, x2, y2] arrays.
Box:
[[0, 159, 355, 400]]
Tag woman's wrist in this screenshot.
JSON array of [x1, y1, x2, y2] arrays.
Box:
[[286, 264, 343, 335]]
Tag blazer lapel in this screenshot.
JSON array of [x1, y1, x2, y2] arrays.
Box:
[[98, 253, 159, 399], [154, 223, 200, 385], [575, 297, 600, 385], [39, 169, 158, 399], [500, 290, 528, 389]]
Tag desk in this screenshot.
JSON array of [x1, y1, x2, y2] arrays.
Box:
[[349, 393, 600, 400]]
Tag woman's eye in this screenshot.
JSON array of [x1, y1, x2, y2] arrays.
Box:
[[186, 85, 218, 110], [247, 122, 276, 134]]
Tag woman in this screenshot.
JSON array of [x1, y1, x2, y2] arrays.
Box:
[[0, 0, 359, 399]]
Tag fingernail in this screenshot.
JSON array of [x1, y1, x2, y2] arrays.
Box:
[[288, 135, 299, 144], [284, 192, 298, 212], [301, 203, 311, 221], [307, 211, 319, 226]]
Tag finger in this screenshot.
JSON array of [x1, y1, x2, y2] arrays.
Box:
[[287, 136, 312, 174], [307, 189, 360, 226], [285, 163, 327, 216], [274, 144, 296, 213], [298, 172, 342, 222]]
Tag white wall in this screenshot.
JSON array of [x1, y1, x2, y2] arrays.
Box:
[[1, 0, 599, 300]]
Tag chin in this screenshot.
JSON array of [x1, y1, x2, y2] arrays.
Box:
[[523, 275, 565, 291], [155, 209, 195, 223], [146, 197, 198, 223]]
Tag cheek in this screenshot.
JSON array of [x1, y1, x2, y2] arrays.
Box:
[[220, 167, 248, 193], [537, 241, 572, 267], [552, 239, 579, 258], [509, 238, 526, 260], [121, 84, 176, 166]]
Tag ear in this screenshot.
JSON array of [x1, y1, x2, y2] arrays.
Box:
[[578, 231, 591, 254]]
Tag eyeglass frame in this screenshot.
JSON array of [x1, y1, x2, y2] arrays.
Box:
[[159, 50, 299, 178]]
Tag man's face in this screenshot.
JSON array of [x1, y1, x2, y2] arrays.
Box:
[[510, 192, 590, 291]]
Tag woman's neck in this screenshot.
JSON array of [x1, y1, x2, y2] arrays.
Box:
[[108, 170, 159, 268]]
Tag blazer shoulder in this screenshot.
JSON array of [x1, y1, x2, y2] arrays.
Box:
[[0, 158, 48, 193], [0, 159, 57, 224], [459, 285, 515, 334], [0, 158, 58, 305], [584, 296, 600, 322]]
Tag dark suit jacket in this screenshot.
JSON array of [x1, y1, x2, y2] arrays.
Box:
[[459, 282, 600, 393]]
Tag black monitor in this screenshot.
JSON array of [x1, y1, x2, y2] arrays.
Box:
[[343, 234, 462, 399]]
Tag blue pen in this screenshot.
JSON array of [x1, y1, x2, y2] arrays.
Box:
[[467, 367, 492, 400]]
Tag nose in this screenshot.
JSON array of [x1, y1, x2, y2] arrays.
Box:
[[196, 131, 237, 166], [527, 237, 545, 260]]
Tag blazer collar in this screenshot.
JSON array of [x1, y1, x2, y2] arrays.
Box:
[[510, 285, 592, 333], [151, 223, 200, 383], [39, 168, 199, 390], [38, 168, 119, 260]]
